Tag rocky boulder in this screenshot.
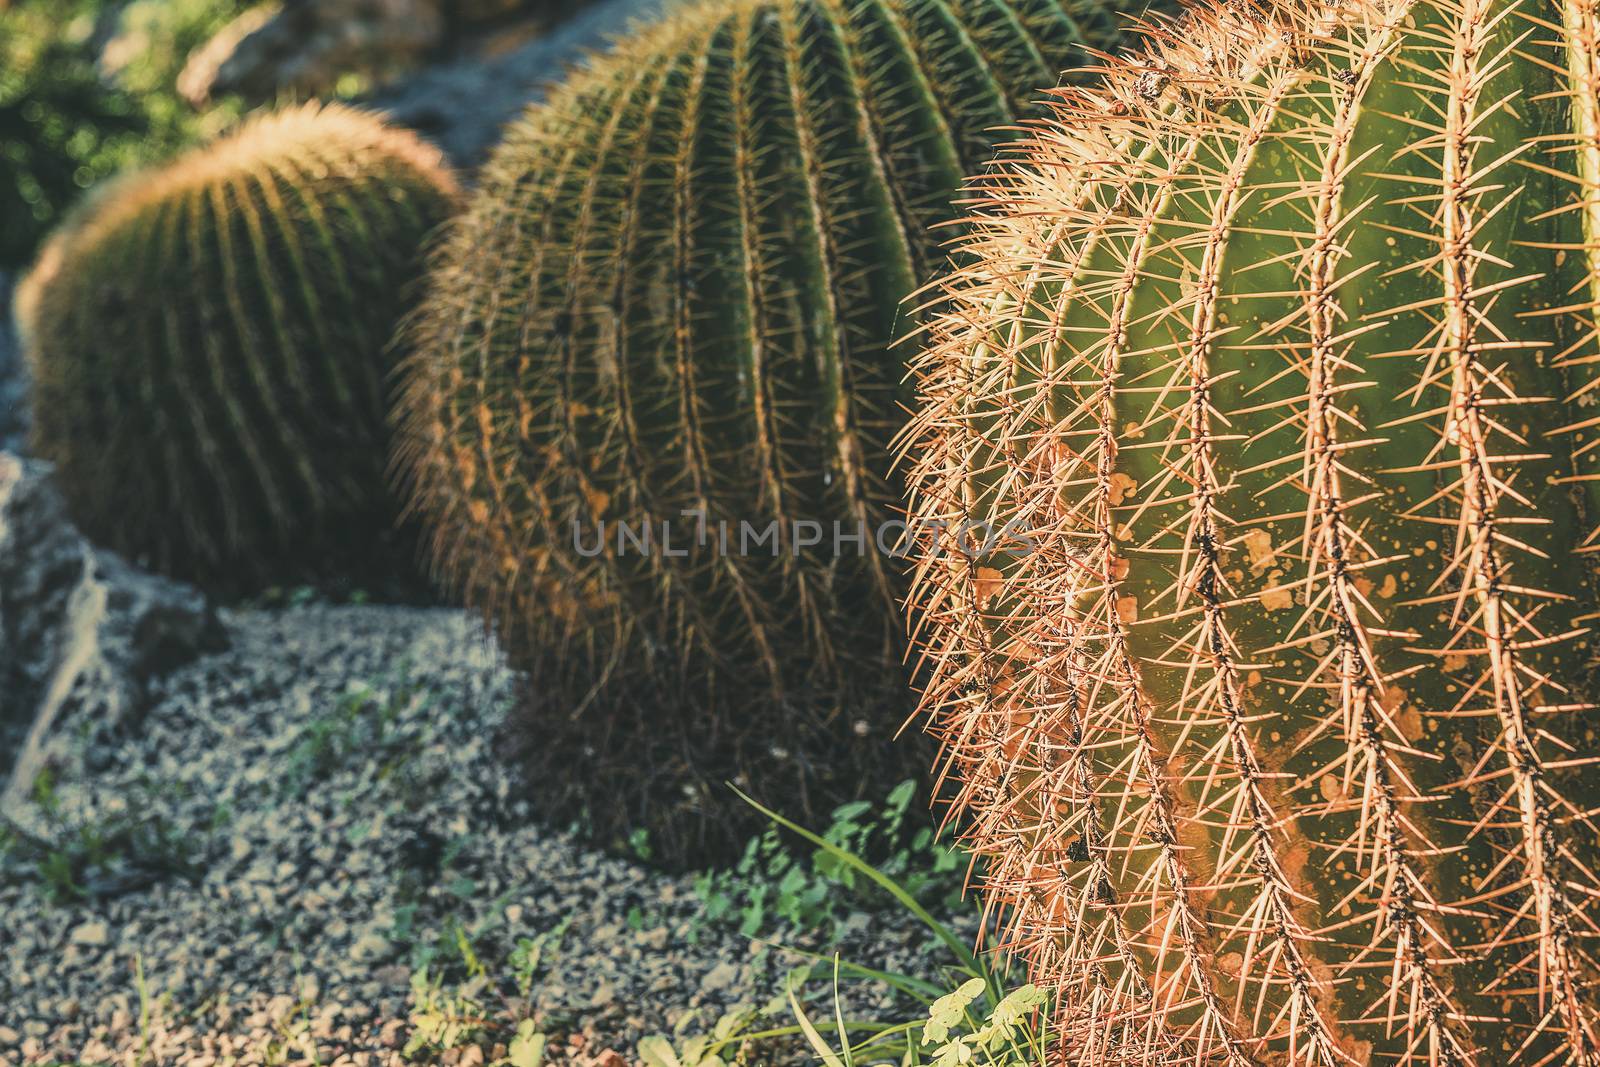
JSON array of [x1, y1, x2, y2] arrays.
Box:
[[175, 0, 561, 110], [179, 0, 669, 166], [368, 0, 668, 164], [0, 455, 225, 817], [0, 273, 26, 454], [178, 0, 445, 107]]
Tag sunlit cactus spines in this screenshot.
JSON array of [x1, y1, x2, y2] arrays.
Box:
[[397, 0, 1145, 863], [904, 0, 1600, 1061], [20, 102, 460, 594]]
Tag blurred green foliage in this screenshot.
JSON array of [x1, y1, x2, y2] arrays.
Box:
[[0, 0, 247, 269]]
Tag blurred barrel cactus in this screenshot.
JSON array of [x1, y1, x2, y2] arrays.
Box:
[[20, 103, 459, 594], [906, 0, 1600, 1060], [398, 0, 1143, 862]]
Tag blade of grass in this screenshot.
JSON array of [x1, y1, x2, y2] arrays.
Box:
[[790, 972, 849, 1067], [832, 956, 855, 1067], [702, 1019, 898, 1056], [749, 938, 950, 1000]]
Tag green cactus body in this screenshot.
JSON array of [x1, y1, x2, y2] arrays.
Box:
[[397, 0, 1144, 863], [907, 0, 1600, 1061], [19, 103, 459, 594]]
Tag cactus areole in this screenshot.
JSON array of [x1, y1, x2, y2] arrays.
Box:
[[398, 0, 1144, 863], [20, 103, 459, 594], [905, 0, 1600, 1061]]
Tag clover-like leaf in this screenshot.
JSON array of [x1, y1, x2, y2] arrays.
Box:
[[924, 977, 987, 1046]]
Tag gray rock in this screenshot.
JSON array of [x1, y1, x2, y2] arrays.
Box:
[[700, 961, 739, 994], [349, 932, 391, 963], [0, 454, 90, 781], [0, 455, 225, 812], [175, 0, 610, 124], [177, 0, 446, 108], [368, 0, 671, 165], [0, 273, 27, 455]]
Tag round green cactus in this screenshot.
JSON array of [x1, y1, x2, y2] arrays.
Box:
[[398, 0, 1145, 862], [907, 0, 1600, 1060], [20, 102, 459, 594]]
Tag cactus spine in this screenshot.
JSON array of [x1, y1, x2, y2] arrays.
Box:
[[398, 0, 1143, 862], [21, 103, 459, 593], [906, 0, 1600, 1062]]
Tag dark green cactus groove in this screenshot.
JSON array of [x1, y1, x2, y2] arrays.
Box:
[[19, 102, 460, 594], [397, 0, 1147, 863], [906, 0, 1600, 1061]]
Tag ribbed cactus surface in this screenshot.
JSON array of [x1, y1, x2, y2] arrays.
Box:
[[906, 0, 1600, 1061], [399, 0, 1140, 862], [21, 103, 459, 593]]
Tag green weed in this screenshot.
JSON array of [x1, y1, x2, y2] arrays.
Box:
[[693, 781, 965, 941], [1, 768, 207, 904], [280, 678, 423, 798], [635, 791, 1046, 1067], [403, 912, 571, 1066]]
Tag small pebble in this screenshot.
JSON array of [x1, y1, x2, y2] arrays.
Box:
[[68, 922, 109, 947]]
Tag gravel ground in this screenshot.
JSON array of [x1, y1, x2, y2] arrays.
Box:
[[0, 604, 969, 1067]]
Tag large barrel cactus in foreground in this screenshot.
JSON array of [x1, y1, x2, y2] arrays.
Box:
[[399, 0, 1142, 862], [907, 0, 1600, 1060], [20, 103, 459, 594]]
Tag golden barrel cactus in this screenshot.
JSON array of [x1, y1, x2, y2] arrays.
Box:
[[905, 0, 1600, 1061], [20, 103, 459, 594], [397, 0, 1146, 863]]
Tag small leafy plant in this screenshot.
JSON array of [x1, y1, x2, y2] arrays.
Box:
[[739, 793, 1048, 1067], [405, 970, 498, 1061], [404, 915, 568, 1067], [648, 791, 1048, 1066], [280, 680, 419, 798], [693, 781, 965, 941], [637, 1004, 774, 1067], [1, 767, 210, 904], [919, 980, 1048, 1067]]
